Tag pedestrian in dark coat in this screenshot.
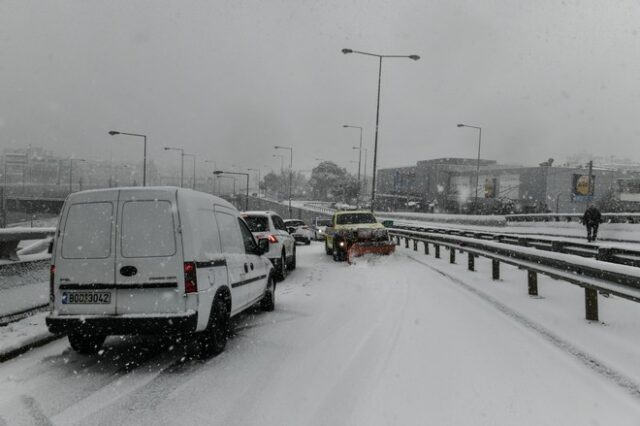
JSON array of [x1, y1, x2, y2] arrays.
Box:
[[582, 205, 602, 242]]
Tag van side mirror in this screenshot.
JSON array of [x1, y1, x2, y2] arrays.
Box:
[[47, 239, 54, 254], [257, 238, 269, 255]]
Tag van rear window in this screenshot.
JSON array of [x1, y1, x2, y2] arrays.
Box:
[[121, 200, 176, 257], [62, 202, 113, 259]]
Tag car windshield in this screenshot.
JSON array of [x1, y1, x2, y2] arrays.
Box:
[[242, 215, 269, 232], [316, 219, 332, 226], [336, 213, 377, 225]]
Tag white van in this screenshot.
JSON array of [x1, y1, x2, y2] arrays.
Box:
[[46, 187, 275, 356]]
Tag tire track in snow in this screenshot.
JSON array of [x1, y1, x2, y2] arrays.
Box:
[[406, 253, 640, 402]]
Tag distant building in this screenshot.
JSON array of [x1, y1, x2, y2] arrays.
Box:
[[377, 158, 640, 213]]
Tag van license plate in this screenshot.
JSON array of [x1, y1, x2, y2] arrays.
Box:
[[62, 292, 111, 305]]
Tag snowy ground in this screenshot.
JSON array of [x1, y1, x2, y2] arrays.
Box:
[[1, 243, 640, 425]]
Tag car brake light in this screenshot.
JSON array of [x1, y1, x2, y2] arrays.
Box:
[[49, 265, 55, 303], [268, 234, 278, 243], [184, 262, 198, 294]]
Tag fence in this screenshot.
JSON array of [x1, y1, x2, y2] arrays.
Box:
[[388, 227, 640, 323]]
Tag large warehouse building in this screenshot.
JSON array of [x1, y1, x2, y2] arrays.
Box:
[[377, 158, 640, 213]]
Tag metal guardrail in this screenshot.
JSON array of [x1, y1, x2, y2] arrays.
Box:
[[0, 259, 49, 325], [506, 212, 640, 223], [391, 224, 640, 268], [388, 227, 640, 322]]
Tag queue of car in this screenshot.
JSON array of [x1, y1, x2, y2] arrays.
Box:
[[46, 189, 333, 358]]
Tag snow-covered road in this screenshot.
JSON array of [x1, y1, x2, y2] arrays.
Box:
[[1, 243, 640, 425]]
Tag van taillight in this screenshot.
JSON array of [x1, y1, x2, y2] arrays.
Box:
[[184, 262, 198, 294], [49, 265, 55, 303], [268, 234, 278, 243]]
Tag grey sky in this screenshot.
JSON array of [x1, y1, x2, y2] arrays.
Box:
[[2, 0, 640, 175]]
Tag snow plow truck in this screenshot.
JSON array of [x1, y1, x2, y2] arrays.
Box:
[[324, 210, 395, 263]]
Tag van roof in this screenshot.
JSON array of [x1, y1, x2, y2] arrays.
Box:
[[67, 187, 236, 210], [241, 210, 278, 216]]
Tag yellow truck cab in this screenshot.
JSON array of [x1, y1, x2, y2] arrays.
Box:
[[324, 210, 394, 262]]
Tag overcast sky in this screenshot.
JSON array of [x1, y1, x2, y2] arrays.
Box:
[[2, 0, 640, 175]]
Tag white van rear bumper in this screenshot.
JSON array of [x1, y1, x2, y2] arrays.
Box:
[[46, 312, 198, 335]]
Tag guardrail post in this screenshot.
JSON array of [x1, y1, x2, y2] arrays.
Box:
[[468, 253, 474, 271], [596, 248, 613, 262], [413, 240, 418, 251], [492, 259, 500, 280], [395, 236, 400, 246], [585, 288, 599, 321], [424, 241, 429, 255], [435, 244, 440, 258], [527, 271, 538, 296], [405, 238, 410, 249], [450, 247, 456, 264]]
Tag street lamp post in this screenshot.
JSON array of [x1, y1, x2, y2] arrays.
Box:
[[342, 48, 420, 212], [344, 124, 363, 207], [214, 171, 250, 211], [274, 146, 293, 217], [69, 158, 86, 193], [457, 124, 482, 214], [108, 131, 147, 186], [164, 147, 185, 188]]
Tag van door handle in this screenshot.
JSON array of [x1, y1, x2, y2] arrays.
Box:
[[120, 266, 138, 277], [244, 263, 249, 273]]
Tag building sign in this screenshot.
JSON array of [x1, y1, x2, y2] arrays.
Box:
[[484, 177, 496, 198], [451, 175, 471, 201], [572, 174, 595, 201]]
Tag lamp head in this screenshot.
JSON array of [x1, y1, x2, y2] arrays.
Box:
[[213, 171, 223, 175], [409, 55, 420, 61], [457, 124, 465, 128], [341, 48, 353, 54], [108, 131, 120, 136]]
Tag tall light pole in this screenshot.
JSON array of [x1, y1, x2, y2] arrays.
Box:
[[248, 168, 261, 197], [342, 48, 420, 212], [457, 123, 482, 214], [343, 124, 363, 207], [164, 147, 185, 188], [184, 153, 196, 190], [353, 147, 368, 199], [214, 171, 250, 211], [69, 158, 86, 193], [108, 131, 147, 186], [275, 145, 293, 217]]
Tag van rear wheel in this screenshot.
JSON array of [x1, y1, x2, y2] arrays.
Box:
[[199, 296, 230, 357], [261, 276, 276, 311], [68, 332, 106, 354]]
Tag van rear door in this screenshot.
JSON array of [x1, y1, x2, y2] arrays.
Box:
[[114, 189, 185, 315], [55, 192, 117, 316]]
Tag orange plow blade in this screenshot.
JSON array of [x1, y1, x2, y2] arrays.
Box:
[[347, 243, 396, 264]]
